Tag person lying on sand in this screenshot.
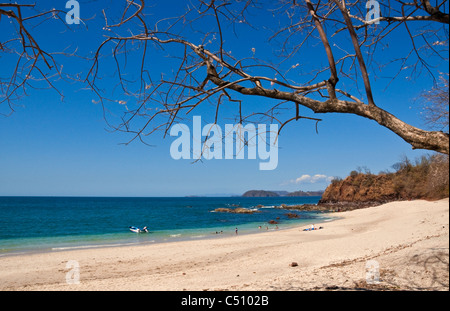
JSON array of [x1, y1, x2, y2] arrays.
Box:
[[303, 224, 324, 231]]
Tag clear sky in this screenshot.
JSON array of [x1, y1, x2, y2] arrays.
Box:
[[0, 0, 445, 197]]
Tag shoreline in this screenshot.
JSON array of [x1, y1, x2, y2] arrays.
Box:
[[0, 215, 336, 259], [0, 209, 335, 258], [1, 198, 448, 291], [0, 196, 326, 257]]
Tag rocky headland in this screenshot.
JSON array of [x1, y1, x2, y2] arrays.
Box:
[[277, 154, 449, 213], [216, 155, 449, 215]]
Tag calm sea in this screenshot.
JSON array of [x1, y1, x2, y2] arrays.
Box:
[[0, 196, 331, 255]]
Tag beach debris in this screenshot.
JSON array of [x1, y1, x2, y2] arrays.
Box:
[[290, 262, 299, 267]]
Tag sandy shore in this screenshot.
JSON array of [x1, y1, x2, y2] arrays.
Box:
[[0, 199, 448, 291]]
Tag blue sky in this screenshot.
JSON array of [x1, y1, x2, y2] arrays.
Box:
[[0, 0, 445, 197]]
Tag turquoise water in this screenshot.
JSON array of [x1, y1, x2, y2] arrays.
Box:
[[0, 196, 331, 255]]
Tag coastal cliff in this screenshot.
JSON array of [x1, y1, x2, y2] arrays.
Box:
[[319, 154, 449, 207], [319, 174, 397, 205], [238, 155, 448, 213]]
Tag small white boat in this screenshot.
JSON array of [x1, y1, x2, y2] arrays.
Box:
[[129, 226, 149, 233]]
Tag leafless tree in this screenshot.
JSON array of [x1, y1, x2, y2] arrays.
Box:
[[0, 3, 71, 115], [1, 1, 449, 154], [421, 75, 449, 132]]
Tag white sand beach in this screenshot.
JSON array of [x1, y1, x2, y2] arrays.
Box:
[[0, 199, 448, 291]]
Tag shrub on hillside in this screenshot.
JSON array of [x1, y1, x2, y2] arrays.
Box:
[[322, 154, 449, 203]]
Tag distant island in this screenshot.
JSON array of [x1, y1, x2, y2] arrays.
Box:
[[242, 190, 324, 197]]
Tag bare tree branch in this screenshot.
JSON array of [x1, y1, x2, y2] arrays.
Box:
[[1, 0, 448, 155]]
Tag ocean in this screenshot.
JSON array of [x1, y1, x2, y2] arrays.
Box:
[[0, 196, 332, 255]]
